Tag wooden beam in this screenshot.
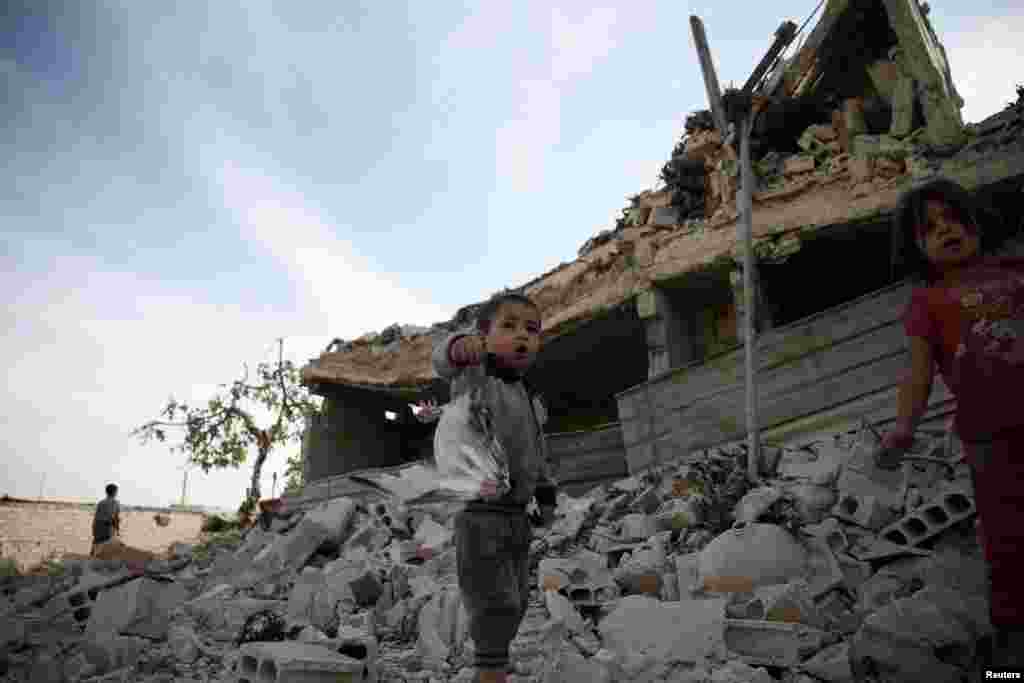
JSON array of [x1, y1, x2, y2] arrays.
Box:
[[744, 21, 798, 94], [689, 16, 728, 137]]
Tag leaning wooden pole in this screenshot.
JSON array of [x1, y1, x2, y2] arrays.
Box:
[[738, 114, 760, 484], [690, 15, 760, 483]]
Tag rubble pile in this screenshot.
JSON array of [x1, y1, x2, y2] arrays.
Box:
[[0, 423, 990, 682]]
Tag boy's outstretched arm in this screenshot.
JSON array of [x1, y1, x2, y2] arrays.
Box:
[[432, 330, 481, 380]]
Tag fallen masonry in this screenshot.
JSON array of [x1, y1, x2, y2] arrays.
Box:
[[0, 417, 1000, 683]]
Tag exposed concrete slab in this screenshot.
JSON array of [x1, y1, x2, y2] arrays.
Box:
[[723, 618, 831, 667], [598, 595, 728, 666], [85, 577, 186, 640]]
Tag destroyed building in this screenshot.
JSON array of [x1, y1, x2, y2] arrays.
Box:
[[5, 5, 1024, 682], [298, 0, 1024, 501]]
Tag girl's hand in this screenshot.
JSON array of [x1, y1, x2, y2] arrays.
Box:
[[450, 335, 487, 366]]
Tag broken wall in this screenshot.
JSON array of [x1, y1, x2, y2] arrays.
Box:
[[0, 500, 204, 570], [304, 388, 407, 481], [617, 281, 957, 474]]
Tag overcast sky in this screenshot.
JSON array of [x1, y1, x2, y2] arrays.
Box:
[[3, 1, 1022, 510]]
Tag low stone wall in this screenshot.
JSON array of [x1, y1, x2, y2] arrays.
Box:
[[0, 498, 205, 570]]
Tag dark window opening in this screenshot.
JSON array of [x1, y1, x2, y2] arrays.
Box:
[[528, 303, 648, 433], [760, 220, 895, 328]]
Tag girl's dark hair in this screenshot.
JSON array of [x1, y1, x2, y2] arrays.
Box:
[[105, 483, 118, 496], [891, 177, 988, 284], [475, 291, 539, 333]]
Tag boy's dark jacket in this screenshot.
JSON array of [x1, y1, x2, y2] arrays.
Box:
[[432, 330, 558, 509]]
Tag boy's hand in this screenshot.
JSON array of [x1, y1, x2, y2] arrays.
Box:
[[479, 479, 501, 500], [449, 335, 487, 366]]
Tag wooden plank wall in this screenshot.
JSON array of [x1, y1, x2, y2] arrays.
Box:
[[547, 424, 629, 493], [616, 281, 956, 473]]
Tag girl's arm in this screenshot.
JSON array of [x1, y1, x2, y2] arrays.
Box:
[[893, 336, 936, 436]]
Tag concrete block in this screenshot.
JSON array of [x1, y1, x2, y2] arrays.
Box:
[[236, 642, 364, 683], [723, 619, 830, 667], [334, 624, 378, 683], [833, 493, 897, 530], [599, 596, 728, 665], [878, 487, 975, 547], [85, 577, 186, 640], [697, 524, 807, 590], [836, 456, 903, 510]]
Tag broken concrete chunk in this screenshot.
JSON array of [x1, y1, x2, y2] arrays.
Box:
[[782, 482, 836, 524], [598, 596, 728, 666], [698, 524, 807, 590], [85, 577, 186, 640], [709, 659, 774, 683], [544, 589, 585, 634], [615, 513, 657, 543], [802, 536, 844, 598], [237, 641, 363, 682], [723, 618, 830, 667], [801, 518, 849, 554], [833, 493, 897, 531], [733, 487, 782, 523], [417, 585, 468, 669], [167, 624, 201, 663], [799, 641, 854, 682]]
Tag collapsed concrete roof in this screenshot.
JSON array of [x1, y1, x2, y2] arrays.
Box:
[[302, 0, 1024, 393]]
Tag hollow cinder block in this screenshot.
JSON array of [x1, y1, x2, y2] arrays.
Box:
[[879, 487, 976, 548], [235, 642, 364, 683]]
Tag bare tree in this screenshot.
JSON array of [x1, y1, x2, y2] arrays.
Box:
[[133, 338, 320, 515]]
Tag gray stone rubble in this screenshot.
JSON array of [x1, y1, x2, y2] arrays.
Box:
[[0, 422, 992, 682]]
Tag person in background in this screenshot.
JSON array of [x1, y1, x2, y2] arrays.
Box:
[[879, 177, 1024, 668], [432, 291, 558, 683], [92, 483, 121, 553]]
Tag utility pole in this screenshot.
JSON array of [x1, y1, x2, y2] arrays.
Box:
[[179, 461, 190, 508], [38, 473, 45, 501], [690, 15, 764, 484], [271, 472, 278, 500]]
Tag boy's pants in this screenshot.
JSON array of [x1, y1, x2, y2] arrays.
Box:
[[964, 427, 1024, 628], [455, 504, 532, 670]]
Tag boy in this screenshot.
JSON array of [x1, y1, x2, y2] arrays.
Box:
[[432, 292, 558, 683], [92, 483, 121, 553]]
